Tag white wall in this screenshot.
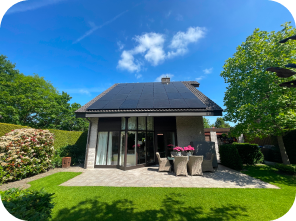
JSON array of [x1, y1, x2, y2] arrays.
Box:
[[85, 118, 98, 169]]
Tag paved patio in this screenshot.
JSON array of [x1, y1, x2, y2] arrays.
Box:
[[60, 165, 279, 189]]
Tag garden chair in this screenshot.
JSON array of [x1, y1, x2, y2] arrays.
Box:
[[156, 152, 171, 172], [202, 152, 215, 172], [188, 156, 203, 176], [174, 156, 188, 176]]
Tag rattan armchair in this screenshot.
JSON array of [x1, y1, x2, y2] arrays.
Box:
[[156, 152, 171, 172], [174, 156, 188, 176], [188, 156, 203, 176], [202, 152, 215, 172]]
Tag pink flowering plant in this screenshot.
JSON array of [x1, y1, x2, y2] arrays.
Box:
[[173, 146, 184, 152], [132, 144, 141, 148], [0, 128, 54, 184], [183, 145, 195, 152]]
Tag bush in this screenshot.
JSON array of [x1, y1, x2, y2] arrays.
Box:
[[0, 188, 54, 221], [0, 129, 54, 183], [235, 143, 264, 165], [219, 144, 243, 170], [0, 166, 4, 185], [275, 163, 296, 175], [51, 144, 85, 168]]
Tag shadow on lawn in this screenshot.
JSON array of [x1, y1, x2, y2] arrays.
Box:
[[243, 165, 296, 187], [53, 194, 248, 221]]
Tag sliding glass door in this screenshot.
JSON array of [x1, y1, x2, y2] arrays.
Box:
[[96, 131, 120, 166]]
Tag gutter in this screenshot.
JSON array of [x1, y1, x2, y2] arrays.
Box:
[[84, 118, 91, 169]]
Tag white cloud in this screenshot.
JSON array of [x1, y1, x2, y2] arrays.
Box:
[[196, 76, 204, 81], [7, 0, 67, 14], [117, 50, 141, 72], [165, 10, 172, 18], [167, 26, 206, 58], [175, 14, 183, 21], [133, 33, 166, 66], [117, 26, 206, 72], [117, 41, 124, 50], [135, 74, 142, 79], [73, 10, 128, 44], [203, 68, 213, 74], [62, 87, 107, 96], [155, 74, 174, 82], [117, 33, 165, 72]]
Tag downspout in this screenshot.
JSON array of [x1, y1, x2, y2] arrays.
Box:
[[84, 118, 91, 169]]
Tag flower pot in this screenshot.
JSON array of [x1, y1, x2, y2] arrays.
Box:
[[176, 152, 181, 156], [187, 152, 192, 156]]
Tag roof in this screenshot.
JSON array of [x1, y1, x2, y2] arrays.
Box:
[[204, 128, 230, 133], [75, 81, 223, 117]]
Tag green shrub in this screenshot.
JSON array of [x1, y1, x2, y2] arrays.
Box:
[[0, 129, 54, 183], [0, 166, 4, 185], [1, 188, 54, 221], [219, 144, 243, 170], [235, 143, 264, 165], [275, 163, 296, 175]]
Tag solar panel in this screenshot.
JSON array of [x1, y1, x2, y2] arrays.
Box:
[[119, 100, 139, 109], [113, 94, 128, 100], [87, 100, 109, 109], [184, 99, 207, 108], [103, 100, 124, 109], [137, 99, 153, 108], [169, 99, 189, 108], [167, 93, 182, 100], [126, 94, 141, 100], [180, 92, 197, 99], [154, 99, 170, 108]]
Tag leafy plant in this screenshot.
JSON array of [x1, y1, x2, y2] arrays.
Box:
[[219, 144, 243, 170], [275, 163, 296, 175], [0, 129, 54, 183], [235, 143, 264, 165], [1, 188, 55, 221]]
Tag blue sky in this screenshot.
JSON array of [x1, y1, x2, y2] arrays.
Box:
[[1, 0, 294, 126]]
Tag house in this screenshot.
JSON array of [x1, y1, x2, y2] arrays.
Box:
[[75, 78, 223, 170]]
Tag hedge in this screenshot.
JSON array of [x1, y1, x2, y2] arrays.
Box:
[[219, 144, 243, 170], [0, 188, 54, 221], [234, 143, 264, 165]]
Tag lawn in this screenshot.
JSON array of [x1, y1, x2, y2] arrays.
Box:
[[27, 165, 296, 221]]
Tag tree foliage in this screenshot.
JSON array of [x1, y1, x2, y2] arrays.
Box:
[[221, 22, 296, 138], [214, 117, 231, 128], [203, 117, 213, 128], [0, 55, 88, 131]]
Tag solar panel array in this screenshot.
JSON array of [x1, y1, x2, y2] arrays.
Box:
[[87, 82, 207, 110]]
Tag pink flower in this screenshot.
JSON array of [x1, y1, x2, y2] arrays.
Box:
[[173, 146, 184, 152]]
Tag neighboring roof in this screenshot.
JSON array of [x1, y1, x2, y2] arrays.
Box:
[[75, 81, 223, 117], [204, 128, 230, 133]]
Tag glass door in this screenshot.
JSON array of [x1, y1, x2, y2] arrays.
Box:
[[156, 132, 176, 158]]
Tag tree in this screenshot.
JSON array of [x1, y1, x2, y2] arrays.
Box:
[[214, 117, 231, 128], [220, 22, 296, 165], [203, 117, 213, 128], [0, 55, 88, 131]]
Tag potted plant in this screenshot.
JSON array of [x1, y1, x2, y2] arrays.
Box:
[[167, 144, 174, 151], [183, 145, 195, 156], [173, 146, 184, 156]]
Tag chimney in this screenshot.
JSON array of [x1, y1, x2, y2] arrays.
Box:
[[161, 77, 170, 83]]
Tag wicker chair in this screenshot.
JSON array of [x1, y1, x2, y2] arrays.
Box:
[[156, 152, 171, 172], [174, 156, 188, 176], [202, 152, 215, 172], [188, 156, 203, 176], [170, 151, 178, 157]]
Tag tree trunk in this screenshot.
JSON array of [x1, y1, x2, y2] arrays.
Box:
[[277, 135, 290, 165]]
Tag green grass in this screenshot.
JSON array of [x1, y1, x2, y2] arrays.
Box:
[[27, 165, 296, 221]]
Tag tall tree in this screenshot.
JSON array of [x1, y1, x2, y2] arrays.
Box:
[[214, 117, 231, 128], [203, 117, 213, 128], [0, 55, 88, 131], [220, 22, 296, 165]]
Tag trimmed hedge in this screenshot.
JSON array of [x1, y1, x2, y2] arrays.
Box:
[[219, 144, 243, 170], [0, 188, 54, 221], [234, 143, 264, 165], [275, 163, 296, 175]]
